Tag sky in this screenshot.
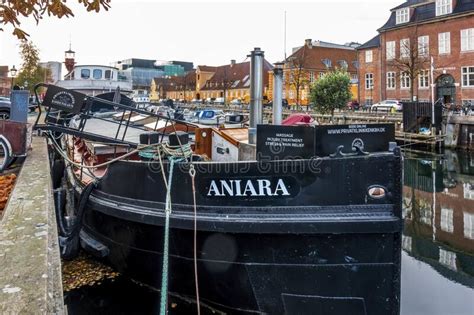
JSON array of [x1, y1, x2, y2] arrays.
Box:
[[0, 0, 401, 71]]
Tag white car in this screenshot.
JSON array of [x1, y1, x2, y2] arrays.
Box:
[[371, 100, 402, 112]]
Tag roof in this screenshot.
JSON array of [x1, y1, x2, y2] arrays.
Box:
[[199, 60, 273, 91], [286, 44, 358, 73], [197, 65, 217, 72], [357, 35, 381, 50], [152, 70, 197, 91], [380, 0, 474, 32]]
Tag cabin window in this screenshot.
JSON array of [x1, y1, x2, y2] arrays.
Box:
[[81, 69, 90, 79], [93, 69, 103, 79], [105, 70, 112, 79]]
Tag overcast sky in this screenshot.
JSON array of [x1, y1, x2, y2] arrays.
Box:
[[0, 0, 401, 70]]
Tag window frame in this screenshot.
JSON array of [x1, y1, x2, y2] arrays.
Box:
[[436, 0, 452, 16], [386, 71, 396, 90], [438, 32, 451, 55], [418, 70, 430, 89], [396, 8, 410, 24], [400, 38, 410, 59], [418, 35, 429, 57], [386, 41, 396, 60], [461, 28, 474, 52], [80, 69, 90, 79], [365, 50, 373, 63], [462, 66, 474, 87], [400, 71, 411, 89], [93, 69, 103, 80], [365, 73, 374, 90]]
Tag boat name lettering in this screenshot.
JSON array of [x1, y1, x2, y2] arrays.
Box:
[[51, 91, 75, 109], [207, 179, 290, 197]]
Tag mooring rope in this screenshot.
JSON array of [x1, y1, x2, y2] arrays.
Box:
[[189, 164, 201, 315]]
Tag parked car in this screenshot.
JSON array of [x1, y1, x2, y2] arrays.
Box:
[[265, 99, 289, 108], [347, 100, 360, 111], [214, 97, 225, 105], [230, 99, 242, 106], [371, 100, 402, 112]]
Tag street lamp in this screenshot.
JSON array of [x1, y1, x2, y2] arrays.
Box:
[[9, 65, 17, 90]]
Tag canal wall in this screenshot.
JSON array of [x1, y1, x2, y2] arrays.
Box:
[[444, 115, 474, 149], [0, 136, 64, 313]]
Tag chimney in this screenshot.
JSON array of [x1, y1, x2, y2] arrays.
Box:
[[230, 59, 236, 67], [305, 39, 312, 48]]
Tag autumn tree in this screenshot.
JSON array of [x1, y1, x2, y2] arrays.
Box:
[[0, 0, 111, 40], [310, 69, 352, 119], [14, 40, 51, 93]]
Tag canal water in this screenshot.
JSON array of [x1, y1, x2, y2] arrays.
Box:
[[65, 150, 474, 315]]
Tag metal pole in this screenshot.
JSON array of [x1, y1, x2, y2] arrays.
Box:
[[430, 56, 436, 132], [272, 62, 284, 125], [248, 48, 264, 144]]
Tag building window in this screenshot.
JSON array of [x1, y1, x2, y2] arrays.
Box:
[[309, 71, 315, 83], [438, 32, 451, 55], [463, 99, 474, 106], [365, 98, 373, 106], [386, 72, 396, 89], [338, 60, 348, 69], [419, 70, 429, 88], [289, 90, 294, 99], [464, 212, 474, 239], [401, 72, 411, 89], [441, 207, 454, 233], [461, 28, 474, 52], [319, 72, 325, 78], [436, 0, 452, 16], [439, 248, 457, 271], [462, 66, 474, 87], [400, 38, 410, 58], [365, 73, 374, 90], [365, 50, 373, 63], [418, 36, 429, 57], [80, 69, 90, 79], [396, 8, 409, 24], [322, 58, 332, 68], [386, 41, 396, 60], [93, 69, 102, 80]]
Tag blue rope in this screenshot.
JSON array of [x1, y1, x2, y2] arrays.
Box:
[[159, 156, 184, 315]]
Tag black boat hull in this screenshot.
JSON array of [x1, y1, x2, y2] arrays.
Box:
[[71, 154, 402, 314]]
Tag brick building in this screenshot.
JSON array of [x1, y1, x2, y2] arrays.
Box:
[[0, 66, 12, 96], [151, 59, 273, 103], [269, 39, 359, 106], [358, 0, 474, 106]]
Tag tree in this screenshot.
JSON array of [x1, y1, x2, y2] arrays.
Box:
[[387, 28, 429, 101], [286, 47, 309, 109], [0, 0, 111, 40], [14, 40, 51, 93], [310, 69, 352, 119]]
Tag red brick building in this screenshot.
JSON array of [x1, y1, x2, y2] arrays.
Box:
[[358, 0, 474, 107], [0, 66, 12, 96]]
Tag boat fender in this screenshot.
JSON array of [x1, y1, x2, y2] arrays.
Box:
[[59, 181, 98, 260], [0, 136, 12, 172]]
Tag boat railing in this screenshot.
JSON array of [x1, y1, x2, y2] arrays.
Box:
[[33, 83, 199, 148]]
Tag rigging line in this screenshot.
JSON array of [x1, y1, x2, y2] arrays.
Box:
[[189, 165, 201, 315]]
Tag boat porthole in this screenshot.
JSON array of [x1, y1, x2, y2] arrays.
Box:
[[367, 185, 386, 199], [202, 131, 207, 138]]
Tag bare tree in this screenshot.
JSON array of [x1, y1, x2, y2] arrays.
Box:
[[387, 28, 430, 101], [287, 48, 309, 108]]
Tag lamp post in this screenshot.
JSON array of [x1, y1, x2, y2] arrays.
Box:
[[9, 65, 17, 91]]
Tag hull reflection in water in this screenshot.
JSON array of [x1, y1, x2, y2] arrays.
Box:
[[401, 150, 474, 315]]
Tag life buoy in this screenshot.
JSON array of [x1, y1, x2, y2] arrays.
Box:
[[0, 136, 12, 172]]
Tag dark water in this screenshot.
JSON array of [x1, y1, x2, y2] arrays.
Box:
[[66, 150, 474, 315]]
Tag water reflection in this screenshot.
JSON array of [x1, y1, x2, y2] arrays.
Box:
[[402, 150, 474, 315]]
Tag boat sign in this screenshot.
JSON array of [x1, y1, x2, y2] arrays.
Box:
[[42, 85, 86, 114], [202, 177, 298, 198]]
